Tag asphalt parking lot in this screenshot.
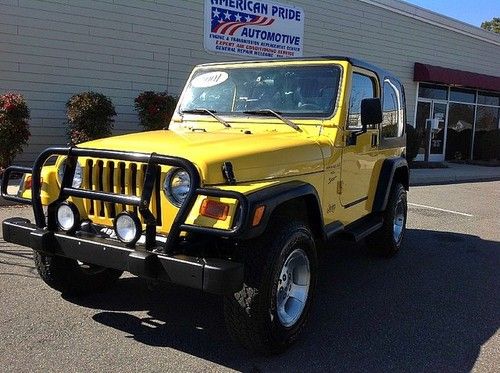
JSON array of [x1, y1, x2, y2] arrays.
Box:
[[0, 181, 498, 372]]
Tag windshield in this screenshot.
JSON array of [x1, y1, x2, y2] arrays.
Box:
[[179, 65, 341, 118]]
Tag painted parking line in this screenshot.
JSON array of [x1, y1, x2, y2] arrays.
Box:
[[408, 202, 474, 217]]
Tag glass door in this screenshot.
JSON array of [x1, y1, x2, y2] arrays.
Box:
[[415, 100, 448, 161], [431, 102, 447, 159]]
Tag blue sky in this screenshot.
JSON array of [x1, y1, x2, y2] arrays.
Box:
[[404, 0, 499, 27]]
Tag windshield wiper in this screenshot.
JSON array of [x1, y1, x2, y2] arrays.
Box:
[[243, 109, 301, 132], [181, 108, 231, 128]]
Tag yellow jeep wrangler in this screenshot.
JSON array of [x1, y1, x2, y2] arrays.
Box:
[[1, 56, 408, 354]]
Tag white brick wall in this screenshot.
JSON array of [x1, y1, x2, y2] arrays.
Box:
[[0, 0, 499, 164]]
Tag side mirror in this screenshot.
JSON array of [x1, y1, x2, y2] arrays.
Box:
[[0, 166, 32, 204], [361, 98, 382, 130]]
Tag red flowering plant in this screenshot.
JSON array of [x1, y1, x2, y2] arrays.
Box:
[[66, 92, 116, 145], [134, 91, 177, 131], [0, 93, 31, 176]]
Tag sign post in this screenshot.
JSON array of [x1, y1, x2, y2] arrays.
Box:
[[204, 0, 305, 59]]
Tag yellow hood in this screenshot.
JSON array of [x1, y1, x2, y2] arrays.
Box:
[[79, 128, 324, 185]]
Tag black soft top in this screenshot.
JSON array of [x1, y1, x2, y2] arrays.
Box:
[[199, 56, 400, 86]]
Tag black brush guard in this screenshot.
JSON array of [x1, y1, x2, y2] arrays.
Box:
[[1, 147, 249, 294]]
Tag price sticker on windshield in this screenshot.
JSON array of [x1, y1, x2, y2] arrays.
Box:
[[191, 71, 229, 88]]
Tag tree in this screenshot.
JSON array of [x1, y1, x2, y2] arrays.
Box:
[[481, 17, 500, 33]]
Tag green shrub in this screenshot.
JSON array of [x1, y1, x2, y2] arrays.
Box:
[[0, 93, 31, 176], [66, 92, 116, 145], [405, 124, 421, 162], [134, 91, 177, 131]]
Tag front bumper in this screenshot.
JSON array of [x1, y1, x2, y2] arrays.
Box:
[[2, 217, 243, 295]]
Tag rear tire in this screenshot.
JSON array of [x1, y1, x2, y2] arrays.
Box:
[[33, 252, 123, 295], [223, 219, 317, 354], [366, 182, 407, 257]]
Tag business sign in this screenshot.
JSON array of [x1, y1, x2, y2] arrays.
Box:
[[204, 0, 304, 59]]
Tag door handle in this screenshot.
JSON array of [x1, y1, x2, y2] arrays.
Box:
[[371, 133, 378, 147]]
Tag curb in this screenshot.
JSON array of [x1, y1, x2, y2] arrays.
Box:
[[410, 176, 500, 187]]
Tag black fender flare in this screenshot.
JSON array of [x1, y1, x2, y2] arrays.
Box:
[[241, 181, 324, 240], [372, 157, 409, 213]]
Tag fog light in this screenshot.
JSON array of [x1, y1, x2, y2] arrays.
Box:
[[114, 212, 142, 245], [56, 202, 79, 231]]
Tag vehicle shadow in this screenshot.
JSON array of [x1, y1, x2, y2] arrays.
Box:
[[0, 242, 38, 277], [64, 228, 499, 372]]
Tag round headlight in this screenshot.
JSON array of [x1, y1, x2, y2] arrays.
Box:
[[114, 212, 142, 245], [56, 202, 79, 231], [57, 159, 83, 188], [163, 169, 191, 207]]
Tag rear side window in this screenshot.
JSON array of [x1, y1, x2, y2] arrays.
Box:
[[348, 73, 376, 129], [382, 79, 404, 138]]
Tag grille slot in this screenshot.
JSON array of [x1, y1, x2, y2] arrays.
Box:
[[106, 161, 116, 218], [130, 163, 138, 216], [83, 159, 162, 225], [154, 165, 162, 226], [119, 162, 126, 212], [86, 159, 94, 215], [97, 160, 105, 217]]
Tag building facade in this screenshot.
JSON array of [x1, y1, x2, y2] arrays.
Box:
[[1, 0, 499, 164]]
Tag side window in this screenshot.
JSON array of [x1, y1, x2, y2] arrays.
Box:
[[382, 79, 404, 138], [348, 73, 376, 130]]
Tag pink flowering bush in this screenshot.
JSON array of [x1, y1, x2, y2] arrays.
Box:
[[0, 93, 31, 176], [66, 92, 116, 145], [134, 91, 177, 131]]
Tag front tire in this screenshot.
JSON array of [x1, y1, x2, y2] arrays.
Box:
[[366, 182, 407, 257], [34, 252, 123, 295], [223, 219, 317, 354]]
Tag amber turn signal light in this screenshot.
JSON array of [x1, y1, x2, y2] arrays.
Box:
[[200, 199, 229, 221], [252, 205, 266, 227]]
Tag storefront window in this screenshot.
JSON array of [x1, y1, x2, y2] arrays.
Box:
[[415, 83, 500, 162], [418, 83, 448, 100], [477, 92, 500, 106], [450, 88, 476, 103], [474, 106, 500, 161], [446, 103, 474, 160]]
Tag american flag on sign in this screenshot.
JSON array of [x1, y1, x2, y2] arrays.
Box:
[[211, 7, 275, 36]]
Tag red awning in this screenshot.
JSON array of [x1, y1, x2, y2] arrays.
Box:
[[414, 63, 500, 92]]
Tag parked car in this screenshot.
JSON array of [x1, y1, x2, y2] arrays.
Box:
[[1, 56, 408, 354]]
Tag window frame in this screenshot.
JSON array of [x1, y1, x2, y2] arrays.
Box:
[[381, 78, 404, 139], [346, 69, 379, 131], [379, 76, 407, 149], [176, 63, 345, 121]]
